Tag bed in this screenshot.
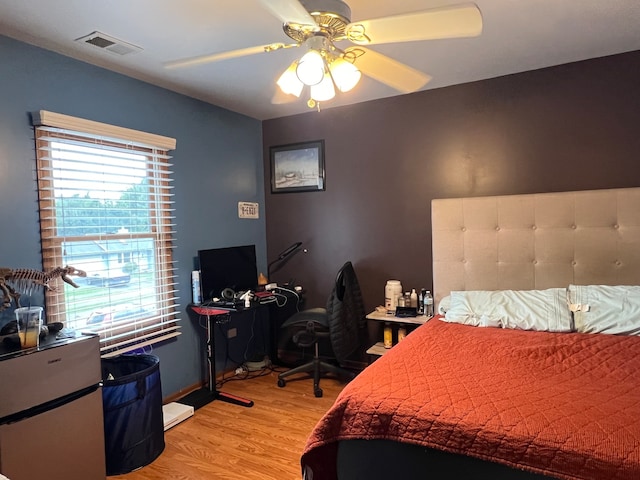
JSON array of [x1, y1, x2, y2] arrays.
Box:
[[301, 187, 640, 480]]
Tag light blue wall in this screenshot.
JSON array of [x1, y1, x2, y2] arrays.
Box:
[[0, 35, 266, 398]]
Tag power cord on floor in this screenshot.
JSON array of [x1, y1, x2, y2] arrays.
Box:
[[216, 361, 282, 386]]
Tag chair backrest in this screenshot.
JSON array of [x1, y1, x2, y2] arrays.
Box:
[[325, 261, 365, 363]]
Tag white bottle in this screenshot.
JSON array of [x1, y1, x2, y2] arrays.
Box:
[[385, 280, 402, 311], [423, 290, 434, 317], [192, 270, 202, 305], [398, 293, 405, 307], [410, 288, 418, 308]]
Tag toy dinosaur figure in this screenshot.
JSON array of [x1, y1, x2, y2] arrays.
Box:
[[0, 265, 87, 311]]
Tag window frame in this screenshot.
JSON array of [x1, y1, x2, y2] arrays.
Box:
[[32, 111, 179, 357]]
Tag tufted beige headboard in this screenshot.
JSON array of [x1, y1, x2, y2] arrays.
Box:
[[432, 187, 640, 306]]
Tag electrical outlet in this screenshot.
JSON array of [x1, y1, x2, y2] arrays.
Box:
[[227, 327, 237, 338]]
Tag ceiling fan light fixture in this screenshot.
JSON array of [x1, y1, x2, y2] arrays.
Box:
[[329, 56, 361, 92], [277, 61, 304, 97], [168, 1, 484, 113], [296, 49, 326, 86], [310, 71, 336, 101]]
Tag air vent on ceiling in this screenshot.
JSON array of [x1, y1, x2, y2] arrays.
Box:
[[75, 31, 142, 56]]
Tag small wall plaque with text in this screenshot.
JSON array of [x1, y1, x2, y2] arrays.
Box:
[[238, 202, 259, 219]]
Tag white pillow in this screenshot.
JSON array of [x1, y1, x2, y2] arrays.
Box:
[[568, 284, 640, 335], [438, 295, 451, 315], [443, 288, 572, 332]]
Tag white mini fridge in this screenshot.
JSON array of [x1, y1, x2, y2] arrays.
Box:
[[0, 332, 106, 480]]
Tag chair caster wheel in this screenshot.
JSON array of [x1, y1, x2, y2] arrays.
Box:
[[314, 388, 323, 398], [277, 378, 286, 388]]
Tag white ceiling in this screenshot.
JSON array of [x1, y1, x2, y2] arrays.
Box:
[[1, 0, 639, 121]]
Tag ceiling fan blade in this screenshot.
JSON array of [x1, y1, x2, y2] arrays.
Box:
[[164, 43, 291, 69], [345, 3, 482, 45], [258, 0, 318, 27], [347, 47, 431, 93]]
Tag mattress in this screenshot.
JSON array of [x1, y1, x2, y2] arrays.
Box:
[[302, 317, 640, 480]]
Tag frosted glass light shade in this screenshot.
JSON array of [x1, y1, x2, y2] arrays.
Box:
[[277, 61, 304, 97], [310, 72, 336, 101], [296, 50, 325, 86], [329, 57, 361, 93]]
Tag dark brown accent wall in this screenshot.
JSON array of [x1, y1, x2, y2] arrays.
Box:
[[263, 50, 640, 313]]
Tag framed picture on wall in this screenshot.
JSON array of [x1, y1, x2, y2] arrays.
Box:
[[270, 140, 325, 193]]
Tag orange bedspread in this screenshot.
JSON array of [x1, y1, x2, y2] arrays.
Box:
[[302, 317, 640, 480]]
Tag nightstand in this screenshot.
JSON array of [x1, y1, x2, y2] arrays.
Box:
[[365, 310, 431, 358]]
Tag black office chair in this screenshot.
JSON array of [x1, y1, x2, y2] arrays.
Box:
[[276, 261, 365, 397]]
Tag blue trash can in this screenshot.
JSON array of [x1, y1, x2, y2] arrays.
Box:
[[101, 354, 165, 475]]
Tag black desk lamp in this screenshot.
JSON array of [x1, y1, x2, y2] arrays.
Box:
[[267, 241, 303, 282]]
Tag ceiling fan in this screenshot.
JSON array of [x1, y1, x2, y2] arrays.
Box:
[[164, 0, 482, 109]]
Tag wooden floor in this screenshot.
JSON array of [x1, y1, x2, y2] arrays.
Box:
[[109, 368, 348, 480]]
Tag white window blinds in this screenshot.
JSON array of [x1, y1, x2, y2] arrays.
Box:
[[32, 111, 180, 357]]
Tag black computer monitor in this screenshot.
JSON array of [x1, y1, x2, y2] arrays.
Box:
[[197, 244, 257, 302]]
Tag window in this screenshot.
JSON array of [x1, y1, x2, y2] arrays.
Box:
[[32, 111, 179, 357]]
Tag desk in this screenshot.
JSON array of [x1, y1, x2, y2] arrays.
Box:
[[180, 305, 256, 409], [366, 310, 431, 357], [181, 294, 299, 408]]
